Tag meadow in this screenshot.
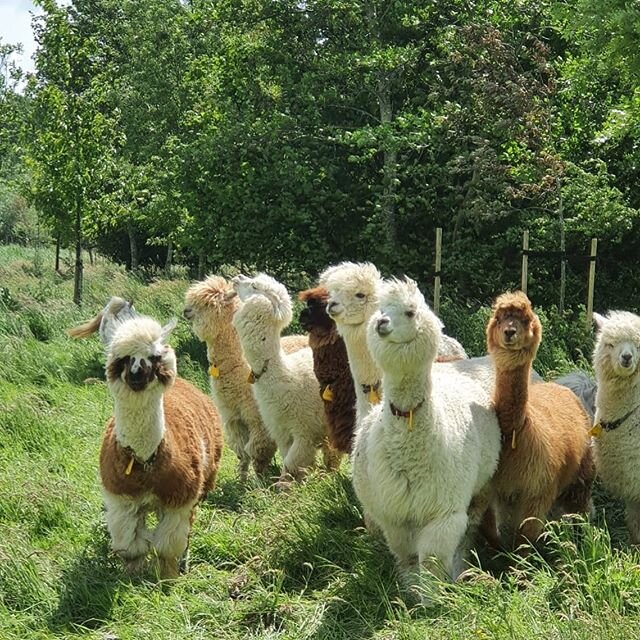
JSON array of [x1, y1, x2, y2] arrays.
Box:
[[1, 244, 639, 640]]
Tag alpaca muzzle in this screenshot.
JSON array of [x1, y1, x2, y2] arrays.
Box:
[[376, 316, 391, 336], [183, 306, 194, 321]]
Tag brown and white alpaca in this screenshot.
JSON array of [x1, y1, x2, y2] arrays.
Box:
[[299, 285, 356, 455], [99, 315, 222, 578], [486, 291, 594, 550], [184, 276, 307, 482]]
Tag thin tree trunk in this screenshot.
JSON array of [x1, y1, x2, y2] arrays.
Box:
[[55, 231, 61, 272], [73, 202, 83, 305], [558, 177, 566, 314], [164, 239, 173, 278], [198, 248, 205, 280], [88, 246, 94, 266], [127, 221, 139, 273]]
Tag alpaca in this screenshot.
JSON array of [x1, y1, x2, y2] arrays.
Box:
[[299, 285, 356, 454], [351, 278, 500, 604], [99, 315, 223, 578], [68, 296, 137, 347], [183, 275, 307, 482], [232, 273, 339, 483], [592, 310, 640, 544], [486, 291, 594, 550], [554, 370, 597, 420]]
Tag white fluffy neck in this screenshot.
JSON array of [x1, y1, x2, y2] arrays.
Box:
[[240, 334, 282, 375], [383, 367, 432, 412], [113, 387, 165, 461], [338, 321, 380, 387], [596, 372, 640, 422]]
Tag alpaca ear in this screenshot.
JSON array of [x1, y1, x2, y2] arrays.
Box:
[[592, 312, 606, 332], [160, 317, 178, 342], [261, 289, 292, 324], [224, 289, 238, 301]]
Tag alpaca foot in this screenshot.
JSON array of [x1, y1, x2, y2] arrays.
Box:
[[158, 556, 180, 579], [179, 548, 190, 574], [273, 471, 296, 491], [123, 555, 146, 575], [363, 512, 382, 536]]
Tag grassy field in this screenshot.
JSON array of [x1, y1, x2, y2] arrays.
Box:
[[1, 244, 639, 640]]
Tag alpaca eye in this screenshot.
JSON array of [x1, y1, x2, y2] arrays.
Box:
[[355, 293, 365, 299], [605, 343, 613, 349], [405, 310, 415, 318]]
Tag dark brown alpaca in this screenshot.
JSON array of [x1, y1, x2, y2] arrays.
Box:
[[486, 291, 594, 550], [299, 286, 356, 454]]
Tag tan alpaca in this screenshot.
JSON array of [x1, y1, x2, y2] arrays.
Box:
[[486, 291, 594, 550]]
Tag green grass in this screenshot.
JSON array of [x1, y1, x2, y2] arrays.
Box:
[[1, 244, 639, 639]]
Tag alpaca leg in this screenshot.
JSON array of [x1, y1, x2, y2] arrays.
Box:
[[282, 437, 317, 482], [625, 501, 640, 545], [514, 493, 555, 552], [415, 512, 469, 606], [223, 417, 251, 484], [245, 417, 277, 480], [556, 448, 595, 517], [321, 437, 343, 471], [153, 504, 194, 579], [102, 492, 150, 572], [381, 523, 419, 588]]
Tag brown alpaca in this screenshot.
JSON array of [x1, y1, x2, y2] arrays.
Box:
[[99, 315, 223, 578], [486, 291, 594, 550], [299, 285, 356, 454]]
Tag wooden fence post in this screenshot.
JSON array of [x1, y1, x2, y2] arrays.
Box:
[[586, 238, 598, 329], [434, 227, 442, 315], [521, 230, 529, 295]]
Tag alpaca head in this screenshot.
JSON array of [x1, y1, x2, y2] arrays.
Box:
[[183, 275, 238, 341], [487, 291, 541, 363], [106, 316, 177, 394], [593, 311, 640, 381], [298, 286, 335, 339], [367, 277, 441, 373], [231, 273, 293, 328], [319, 261, 381, 328]]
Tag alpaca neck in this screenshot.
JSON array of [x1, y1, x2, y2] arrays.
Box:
[[492, 356, 531, 433], [384, 367, 432, 410], [241, 333, 282, 375], [338, 321, 380, 386], [206, 322, 248, 374], [596, 371, 640, 420], [308, 326, 339, 350], [113, 387, 165, 461]]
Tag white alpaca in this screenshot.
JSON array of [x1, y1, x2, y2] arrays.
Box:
[[592, 310, 640, 544], [68, 296, 138, 348], [351, 278, 500, 603], [184, 275, 307, 483], [99, 316, 222, 578], [231, 273, 337, 483]]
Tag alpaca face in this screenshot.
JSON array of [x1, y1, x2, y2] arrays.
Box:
[[231, 274, 293, 328], [594, 311, 640, 380], [107, 317, 177, 393], [487, 292, 541, 354], [320, 263, 381, 327], [183, 276, 237, 341], [298, 287, 334, 337], [367, 278, 440, 370]]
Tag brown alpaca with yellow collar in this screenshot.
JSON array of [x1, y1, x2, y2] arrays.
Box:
[[486, 291, 594, 550]]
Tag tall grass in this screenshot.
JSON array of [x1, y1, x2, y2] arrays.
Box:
[[1, 245, 639, 639]]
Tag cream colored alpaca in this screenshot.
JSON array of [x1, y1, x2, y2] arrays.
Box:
[[352, 278, 500, 604], [232, 274, 338, 483], [593, 311, 640, 544], [184, 276, 307, 483]]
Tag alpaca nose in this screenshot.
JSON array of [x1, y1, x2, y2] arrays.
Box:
[[376, 316, 391, 336], [327, 301, 338, 315], [621, 352, 633, 367], [183, 307, 193, 320], [504, 328, 516, 341]]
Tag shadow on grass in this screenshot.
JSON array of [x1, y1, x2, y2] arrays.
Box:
[[47, 525, 123, 633]]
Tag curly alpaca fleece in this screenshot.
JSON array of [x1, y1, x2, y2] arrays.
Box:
[[299, 285, 356, 454], [184, 276, 306, 482], [232, 274, 338, 482], [487, 291, 593, 549], [593, 310, 640, 544], [351, 278, 500, 604], [100, 315, 222, 578]]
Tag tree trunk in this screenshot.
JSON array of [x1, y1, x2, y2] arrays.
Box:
[[55, 231, 61, 272], [73, 203, 83, 305], [198, 248, 205, 280], [127, 221, 139, 273], [164, 239, 173, 278]]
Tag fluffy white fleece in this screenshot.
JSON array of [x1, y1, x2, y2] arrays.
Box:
[[231, 273, 332, 481], [592, 310, 640, 543], [351, 278, 500, 604]]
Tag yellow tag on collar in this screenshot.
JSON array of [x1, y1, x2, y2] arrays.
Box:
[[247, 371, 256, 384], [589, 424, 603, 438], [322, 385, 334, 402], [511, 430, 517, 450], [125, 456, 135, 476], [209, 364, 220, 378], [408, 410, 414, 432], [368, 389, 381, 405]]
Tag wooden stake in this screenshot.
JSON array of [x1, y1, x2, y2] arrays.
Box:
[[434, 227, 442, 315], [586, 238, 598, 329], [521, 230, 529, 295]]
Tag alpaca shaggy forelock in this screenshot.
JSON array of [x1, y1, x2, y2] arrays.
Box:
[[184, 275, 238, 341]]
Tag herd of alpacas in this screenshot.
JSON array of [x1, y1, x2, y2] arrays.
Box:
[[68, 261, 640, 603]]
